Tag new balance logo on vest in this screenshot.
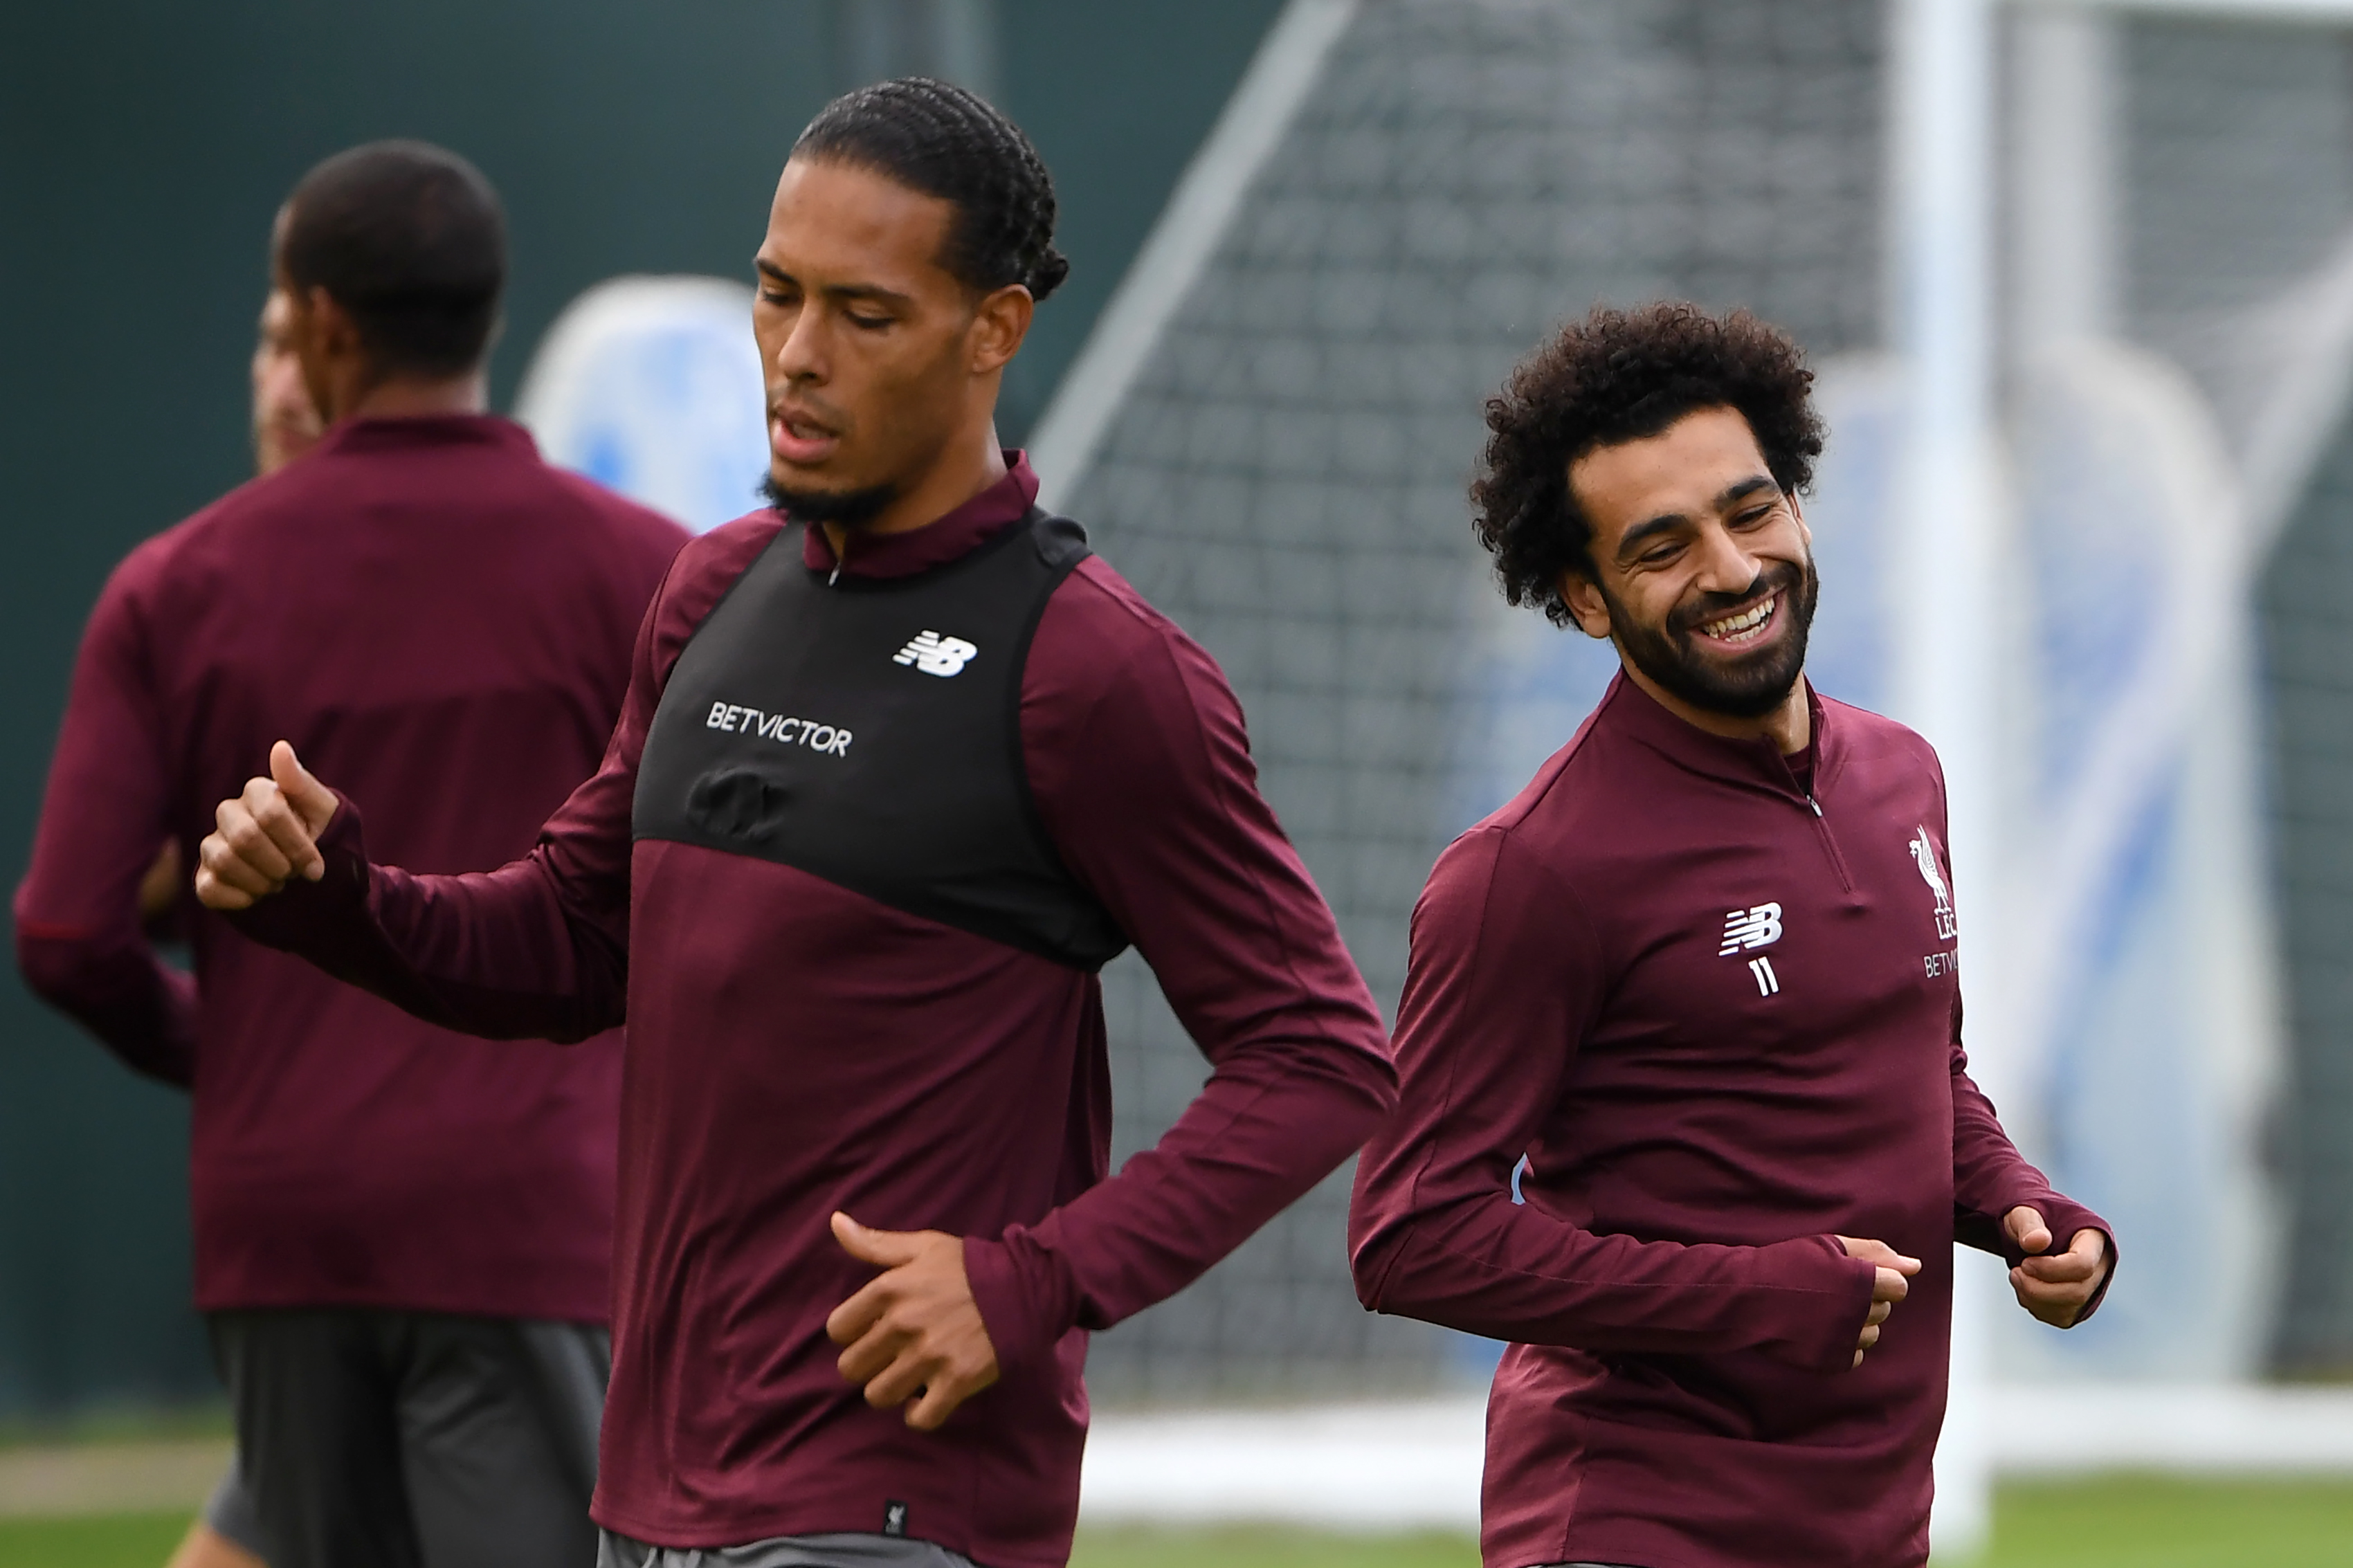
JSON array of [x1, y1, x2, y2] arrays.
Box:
[[894, 630, 978, 677]]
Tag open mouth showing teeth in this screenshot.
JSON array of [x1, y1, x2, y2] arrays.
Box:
[[1698, 595, 1777, 645]]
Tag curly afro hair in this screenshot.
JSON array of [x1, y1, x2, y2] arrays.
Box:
[[1471, 302, 1824, 626]]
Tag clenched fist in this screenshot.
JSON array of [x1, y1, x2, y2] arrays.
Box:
[[196, 741, 340, 911], [2004, 1206, 2110, 1329]]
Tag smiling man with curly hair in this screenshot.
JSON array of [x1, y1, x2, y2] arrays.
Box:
[[1349, 301, 2115, 1568]]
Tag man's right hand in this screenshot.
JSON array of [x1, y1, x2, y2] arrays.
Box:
[[1835, 1235, 1922, 1368], [196, 741, 340, 911]]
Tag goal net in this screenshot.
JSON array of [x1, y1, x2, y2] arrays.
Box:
[[1035, 0, 2353, 1406]]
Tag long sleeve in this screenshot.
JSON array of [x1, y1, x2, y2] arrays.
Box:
[[229, 745, 635, 1043], [1347, 826, 1878, 1376], [221, 526, 754, 1042], [1949, 1008, 2117, 1316], [957, 567, 1399, 1369], [1925, 784, 2116, 1315], [13, 553, 199, 1087]]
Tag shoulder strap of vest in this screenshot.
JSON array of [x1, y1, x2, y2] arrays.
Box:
[[1025, 507, 1091, 572]]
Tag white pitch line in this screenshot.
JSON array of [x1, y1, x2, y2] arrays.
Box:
[[1078, 1387, 2353, 1530]]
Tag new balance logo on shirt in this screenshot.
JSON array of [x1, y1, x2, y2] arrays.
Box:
[[1718, 902, 1782, 955], [894, 630, 978, 677], [1720, 901, 1783, 997]]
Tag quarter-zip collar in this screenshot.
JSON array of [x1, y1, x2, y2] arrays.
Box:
[[1597, 668, 1844, 810], [797, 450, 1040, 583]]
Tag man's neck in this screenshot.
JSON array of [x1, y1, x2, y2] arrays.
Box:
[[1618, 657, 1812, 755], [819, 428, 1007, 561], [337, 370, 489, 423]]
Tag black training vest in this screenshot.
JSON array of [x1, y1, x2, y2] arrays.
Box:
[[632, 508, 1129, 971]]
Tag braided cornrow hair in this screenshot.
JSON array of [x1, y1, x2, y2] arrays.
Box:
[[793, 76, 1070, 302]]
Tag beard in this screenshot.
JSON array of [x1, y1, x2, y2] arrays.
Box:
[[1599, 554, 1819, 720], [760, 471, 898, 531]]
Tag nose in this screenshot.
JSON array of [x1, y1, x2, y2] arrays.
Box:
[[1690, 520, 1763, 597], [773, 301, 826, 384]]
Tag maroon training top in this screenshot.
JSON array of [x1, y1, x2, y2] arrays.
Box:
[[1349, 673, 2114, 1568], [226, 455, 1397, 1565], [14, 414, 687, 1322]]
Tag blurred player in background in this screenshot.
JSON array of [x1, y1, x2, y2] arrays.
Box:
[[15, 140, 687, 1568], [192, 80, 1396, 1568], [135, 286, 329, 960], [251, 288, 327, 474], [150, 284, 326, 1568], [1349, 303, 2115, 1568]]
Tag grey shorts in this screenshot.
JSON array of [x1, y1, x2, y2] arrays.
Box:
[[597, 1531, 978, 1568], [210, 1306, 609, 1568], [199, 1460, 266, 1556]]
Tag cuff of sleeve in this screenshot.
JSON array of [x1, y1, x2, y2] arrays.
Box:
[[1756, 1234, 1880, 1376], [224, 792, 367, 949], [963, 1231, 1078, 1380], [2031, 1195, 2119, 1325]]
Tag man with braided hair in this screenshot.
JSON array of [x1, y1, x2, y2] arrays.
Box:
[[193, 80, 1396, 1568]]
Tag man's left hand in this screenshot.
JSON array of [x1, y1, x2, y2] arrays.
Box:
[[826, 1212, 1000, 1430], [2004, 1206, 2109, 1328]]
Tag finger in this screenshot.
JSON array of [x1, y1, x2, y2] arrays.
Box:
[[2010, 1264, 2093, 1306], [217, 798, 296, 883], [2019, 1232, 2106, 1284], [201, 826, 287, 897], [245, 778, 322, 882], [1837, 1237, 1924, 1276], [1836, 1234, 1893, 1264], [862, 1344, 934, 1412], [1874, 1266, 1909, 1304], [905, 1381, 963, 1430], [907, 1367, 989, 1431], [825, 1277, 893, 1348], [837, 1322, 909, 1389], [832, 1212, 924, 1269], [1858, 1322, 1880, 1351], [270, 742, 340, 839], [2018, 1250, 2098, 1284], [2006, 1205, 2053, 1255], [193, 864, 255, 911], [1866, 1300, 1892, 1328]]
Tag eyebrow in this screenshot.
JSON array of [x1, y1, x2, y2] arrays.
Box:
[[1612, 475, 1781, 563], [753, 257, 915, 310]]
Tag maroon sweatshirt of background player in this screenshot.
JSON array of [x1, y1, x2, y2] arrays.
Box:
[[14, 415, 686, 1322], [224, 453, 1397, 1564], [1350, 673, 2113, 1568]]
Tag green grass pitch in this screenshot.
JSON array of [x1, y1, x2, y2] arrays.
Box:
[[8, 1478, 2353, 1567]]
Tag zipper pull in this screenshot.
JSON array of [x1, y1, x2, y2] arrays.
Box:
[[1807, 795, 1823, 817], [828, 562, 842, 587]]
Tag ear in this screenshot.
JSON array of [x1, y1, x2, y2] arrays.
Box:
[[967, 283, 1034, 376], [1559, 569, 1614, 640], [303, 287, 360, 355], [283, 288, 336, 412], [1790, 493, 1813, 550]]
